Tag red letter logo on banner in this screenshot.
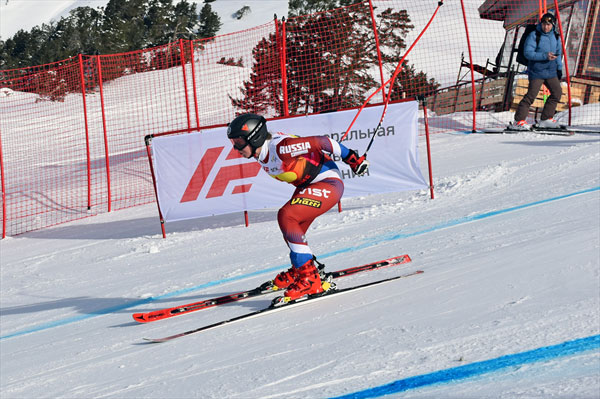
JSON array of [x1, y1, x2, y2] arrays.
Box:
[[180, 147, 262, 202]]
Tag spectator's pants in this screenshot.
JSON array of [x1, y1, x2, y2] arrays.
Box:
[[515, 77, 562, 122]]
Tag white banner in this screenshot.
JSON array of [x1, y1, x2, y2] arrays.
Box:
[[152, 101, 427, 223]]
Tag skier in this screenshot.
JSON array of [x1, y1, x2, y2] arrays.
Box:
[[227, 113, 369, 301], [511, 12, 563, 131]]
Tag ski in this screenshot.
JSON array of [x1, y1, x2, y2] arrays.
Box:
[[480, 128, 574, 136], [533, 126, 599, 134], [562, 125, 600, 134], [143, 269, 424, 343], [531, 127, 575, 136], [133, 254, 411, 323], [480, 125, 599, 136]]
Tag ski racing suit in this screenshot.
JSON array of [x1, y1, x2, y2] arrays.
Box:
[[256, 132, 352, 269]]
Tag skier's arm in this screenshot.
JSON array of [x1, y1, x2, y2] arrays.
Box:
[[323, 137, 369, 176], [342, 149, 369, 176], [311, 136, 369, 176]]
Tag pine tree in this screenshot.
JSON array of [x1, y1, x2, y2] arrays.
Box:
[[0, 29, 37, 68], [197, 3, 222, 39], [101, 0, 148, 53], [230, 33, 283, 115], [145, 0, 176, 47], [0, 7, 104, 69], [170, 0, 200, 41], [65, 6, 104, 55], [375, 8, 439, 100], [231, 1, 439, 115], [0, 0, 222, 68], [288, 0, 355, 17]]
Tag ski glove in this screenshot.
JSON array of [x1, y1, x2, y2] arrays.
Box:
[[342, 149, 370, 176], [557, 69, 562, 80]]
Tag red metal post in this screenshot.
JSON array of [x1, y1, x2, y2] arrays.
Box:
[[78, 54, 92, 210], [189, 40, 200, 129], [553, 0, 572, 125], [367, 0, 386, 101], [280, 17, 289, 117], [459, 0, 477, 132], [0, 127, 5, 238], [96, 55, 112, 212], [179, 39, 192, 131], [421, 98, 435, 200]]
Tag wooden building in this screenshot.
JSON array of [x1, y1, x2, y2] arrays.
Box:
[[479, 0, 599, 111]]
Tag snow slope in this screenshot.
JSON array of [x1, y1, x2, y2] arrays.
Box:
[[1, 1, 599, 397], [1, 108, 599, 397]]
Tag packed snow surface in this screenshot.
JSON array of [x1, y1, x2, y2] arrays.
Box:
[[1, 106, 599, 397], [1, 1, 599, 397]]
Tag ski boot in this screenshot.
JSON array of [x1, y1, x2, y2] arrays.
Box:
[[508, 120, 531, 131], [273, 256, 327, 290], [273, 266, 298, 290], [283, 259, 324, 301], [535, 118, 561, 129]]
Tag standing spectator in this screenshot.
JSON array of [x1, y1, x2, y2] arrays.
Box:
[[511, 13, 563, 130]]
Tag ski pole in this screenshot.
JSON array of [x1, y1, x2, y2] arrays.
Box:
[[339, 1, 444, 157]]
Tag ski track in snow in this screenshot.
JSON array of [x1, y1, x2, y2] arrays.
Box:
[[1, 0, 599, 395], [1, 126, 599, 398]]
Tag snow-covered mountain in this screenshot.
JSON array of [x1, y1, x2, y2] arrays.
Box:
[[0, 0, 288, 40]]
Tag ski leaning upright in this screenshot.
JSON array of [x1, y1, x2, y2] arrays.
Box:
[[133, 254, 412, 323], [143, 269, 424, 343]]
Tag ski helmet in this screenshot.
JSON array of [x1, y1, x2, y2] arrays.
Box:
[[227, 113, 268, 151], [540, 12, 556, 25]]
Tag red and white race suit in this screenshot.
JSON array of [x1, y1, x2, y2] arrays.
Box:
[[257, 133, 350, 268]]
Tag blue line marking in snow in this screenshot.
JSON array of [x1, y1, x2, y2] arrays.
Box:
[[331, 335, 600, 399], [1, 186, 598, 340], [0, 264, 287, 341], [320, 185, 600, 259]]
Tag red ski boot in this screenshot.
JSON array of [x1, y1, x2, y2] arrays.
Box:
[[284, 260, 323, 301], [273, 266, 298, 289]]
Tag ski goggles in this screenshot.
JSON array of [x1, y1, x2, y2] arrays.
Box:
[[541, 16, 555, 24], [231, 137, 249, 151]]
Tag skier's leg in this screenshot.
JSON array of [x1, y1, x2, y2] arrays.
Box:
[[277, 178, 344, 268], [278, 178, 343, 299], [273, 178, 343, 288]]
